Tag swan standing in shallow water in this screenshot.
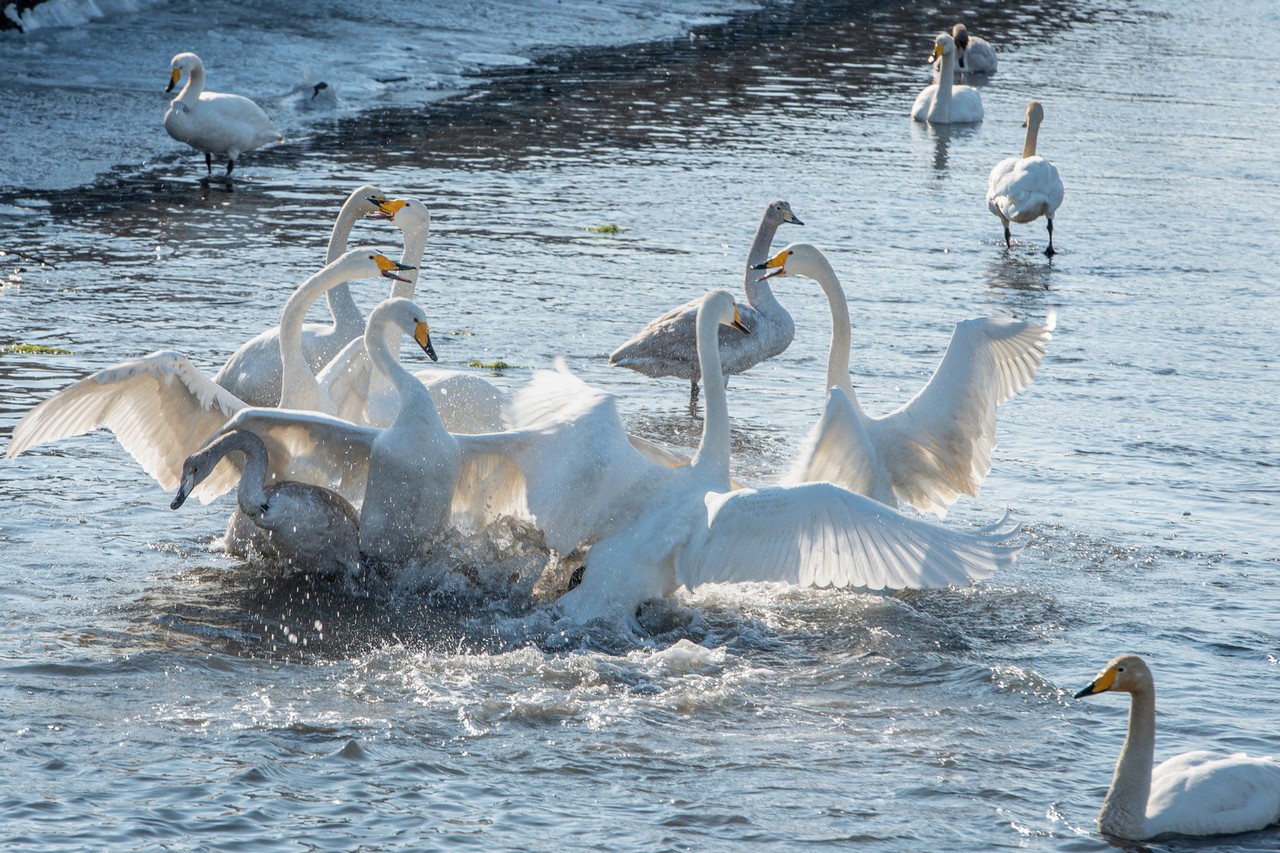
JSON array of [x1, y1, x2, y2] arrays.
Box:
[[1075, 655, 1280, 840], [171, 430, 361, 578], [5, 251, 414, 502], [933, 24, 997, 76], [215, 185, 389, 406], [164, 52, 281, 181], [987, 100, 1065, 257], [504, 290, 1021, 626], [755, 243, 1052, 517], [912, 33, 984, 124], [608, 200, 802, 408]]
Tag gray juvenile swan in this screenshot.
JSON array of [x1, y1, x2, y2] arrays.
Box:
[[172, 429, 361, 578], [608, 199, 802, 408], [1075, 655, 1280, 840]]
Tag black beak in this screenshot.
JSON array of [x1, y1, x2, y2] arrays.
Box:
[[382, 261, 417, 283], [170, 488, 189, 510], [1073, 682, 1099, 699]]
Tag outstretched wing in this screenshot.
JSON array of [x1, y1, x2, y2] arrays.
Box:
[[7, 350, 242, 491], [869, 315, 1053, 516], [784, 385, 885, 500], [679, 482, 1021, 591]]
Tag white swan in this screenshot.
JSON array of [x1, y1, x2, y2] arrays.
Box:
[[912, 33, 984, 124], [503, 290, 1022, 625], [215, 298, 527, 567], [608, 200, 803, 407], [171, 429, 361, 578], [754, 243, 1052, 517], [164, 52, 281, 180], [933, 24, 997, 76], [5, 251, 414, 501], [987, 100, 1065, 257], [215, 185, 389, 406], [317, 197, 508, 433], [1075, 655, 1280, 840]]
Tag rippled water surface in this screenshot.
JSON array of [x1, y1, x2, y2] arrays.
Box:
[[2, 0, 1279, 850]]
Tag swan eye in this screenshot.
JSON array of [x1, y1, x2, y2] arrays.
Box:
[[1116, 667, 1124, 673]]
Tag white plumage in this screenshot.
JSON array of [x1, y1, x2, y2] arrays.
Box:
[[163, 52, 280, 180], [1076, 655, 1280, 840], [755, 243, 1053, 517], [987, 100, 1065, 257], [912, 33, 984, 124]]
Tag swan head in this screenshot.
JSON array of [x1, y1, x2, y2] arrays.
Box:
[[166, 52, 203, 94], [1074, 654, 1154, 699], [331, 249, 416, 283], [950, 24, 970, 49], [171, 430, 259, 510], [702, 289, 750, 335], [765, 199, 804, 227], [370, 297, 438, 361], [751, 242, 826, 282], [369, 197, 431, 237], [932, 33, 956, 60], [1023, 100, 1045, 130]]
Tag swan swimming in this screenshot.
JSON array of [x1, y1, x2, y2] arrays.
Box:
[[215, 186, 405, 407], [317, 197, 508, 433], [754, 243, 1052, 517], [912, 33, 984, 124], [933, 24, 997, 76], [504, 290, 1022, 626], [164, 52, 281, 181], [608, 200, 803, 408], [1076, 655, 1280, 840], [172, 429, 361, 578], [5, 251, 414, 502], [987, 100, 1065, 257]]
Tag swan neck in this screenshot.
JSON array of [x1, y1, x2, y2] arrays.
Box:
[[277, 264, 349, 408], [692, 311, 731, 482], [176, 63, 205, 105], [368, 321, 439, 427], [1022, 118, 1041, 159], [324, 189, 376, 329], [742, 213, 782, 308], [808, 256, 853, 396], [202, 432, 269, 512], [390, 223, 429, 301], [935, 50, 956, 107], [1098, 688, 1156, 839]]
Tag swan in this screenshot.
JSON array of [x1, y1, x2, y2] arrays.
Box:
[[1075, 655, 1280, 840], [608, 200, 803, 408], [987, 100, 1065, 257], [213, 298, 527, 567], [171, 429, 361, 578], [912, 33, 984, 124], [754, 243, 1052, 517], [933, 24, 997, 76], [164, 52, 281, 180], [215, 185, 395, 406], [5, 251, 414, 502], [317, 197, 508, 433], [503, 290, 1022, 626]]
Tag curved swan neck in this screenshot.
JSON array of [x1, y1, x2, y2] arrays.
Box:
[[802, 253, 855, 398], [1099, 688, 1156, 839], [692, 308, 731, 481], [205, 431, 270, 512], [1022, 114, 1042, 159], [743, 211, 783, 311], [278, 262, 357, 409], [175, 61, 205, 107], [324, 186, 380, 330], [367, 317, 441, 428]]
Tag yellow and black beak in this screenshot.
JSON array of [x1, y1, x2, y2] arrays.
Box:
[[731, 305, 750, 335], [369, 197, 407, 221], [374, 254, 416, 283], [165, 68, 180, 94], [413, 321, 438, 362], [932, 42, 945, 61], [751, 249, 790, 281], [1074, 667, 1117, 699]]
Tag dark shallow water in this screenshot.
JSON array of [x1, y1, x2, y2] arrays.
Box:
[[2, 0, 1279, 850]]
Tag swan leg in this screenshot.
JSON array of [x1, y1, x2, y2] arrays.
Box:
[[225, 158, 235, 180], [1002, 220, 1012, 249], [1044, 218, 1056, 258], [204, 152, 213, 176], [689, 379, 700, 410]]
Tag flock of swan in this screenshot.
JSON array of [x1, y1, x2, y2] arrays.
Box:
[[5, 32, 1278, 844]]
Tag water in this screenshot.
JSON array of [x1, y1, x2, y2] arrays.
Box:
[[2, 0, 1279, 849]]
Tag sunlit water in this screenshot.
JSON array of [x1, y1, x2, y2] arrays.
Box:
[[2, 0, 1279, 849]]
